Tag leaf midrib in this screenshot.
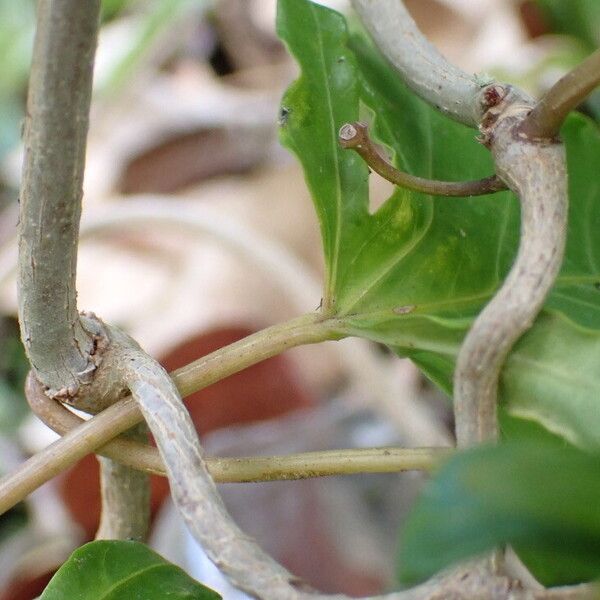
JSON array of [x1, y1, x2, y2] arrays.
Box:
[[99, 563, 168, 599], [337, 272, 600, 319], [309, 2, 343, 304]]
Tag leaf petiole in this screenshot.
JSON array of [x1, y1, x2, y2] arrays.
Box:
[[339, 121, 506, 197]]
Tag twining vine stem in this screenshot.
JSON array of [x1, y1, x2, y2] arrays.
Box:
[[0, 314, 335, 515], [95, 422, 150, 541], [25, 373, 449, 480], [351, 0, 569, 449], [9, 0, 597, 598], [346, 1, 582, 598], [351, 0, 485, 127], [17, 0, 151, 543]]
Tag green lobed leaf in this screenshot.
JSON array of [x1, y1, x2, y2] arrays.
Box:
[[277, 0, 600, 449], [40, 540, 222, 599], [399, 442, 600, 586]]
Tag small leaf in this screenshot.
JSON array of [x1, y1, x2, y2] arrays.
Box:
[[399, 442, 600, 586], [40, 540, 222, 599]]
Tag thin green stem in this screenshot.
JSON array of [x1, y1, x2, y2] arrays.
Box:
[[95, 423, 150, 541], [454, 93, 568, 447], [0, 314, 338, 515], [173, 312, 334, 397], [0, 394, 142, 518], [521, 49, 600, 139], [26, 381, 450, 480], [207, 447, 449, 482]]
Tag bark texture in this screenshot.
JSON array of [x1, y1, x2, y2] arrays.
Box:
[[351, 0, 485, 127], [19, 0, 101, 396], [96, 423, 150, 541], [454, 88, 568, 446]]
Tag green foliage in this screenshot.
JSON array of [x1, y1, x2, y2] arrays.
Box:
[[0, 502, 27, 545], [40, 540, 221, 599], [101, 0, 133, 23], [277, 0, 600, 449], [0, 0, 35, 157], [399, 441, 600, 587], [536, 0, 600, 50], [0, 318, 30, 434], [534, 0, 600, 122]]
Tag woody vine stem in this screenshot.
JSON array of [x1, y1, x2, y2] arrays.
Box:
[[4, 0, 600, 598]]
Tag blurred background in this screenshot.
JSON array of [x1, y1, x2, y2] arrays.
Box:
[[0, 1, 598, 597]]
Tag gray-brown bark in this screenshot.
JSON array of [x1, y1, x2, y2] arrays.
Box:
[[96, 423, 150, 541], [18, 0, 151, 543], [19, 0, 101, 396], [454, 88, 568, 446]]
